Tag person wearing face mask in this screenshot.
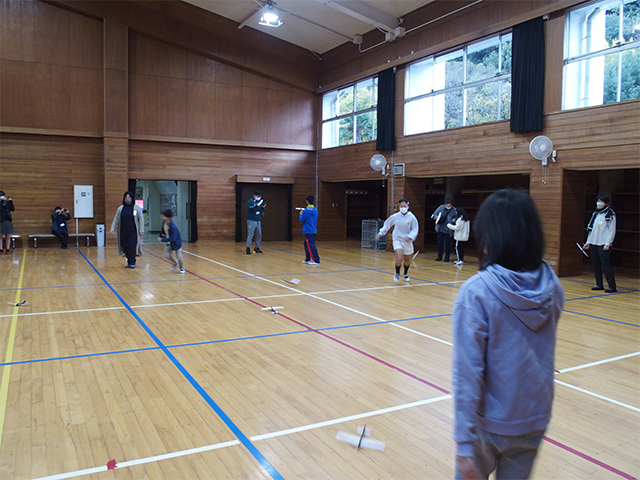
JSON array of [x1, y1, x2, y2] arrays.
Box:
[[0, 190, 15, 255], [110, 191, 144, 268], [431, 198, 457, 262], [377, 199, 419, 282], [583, 194, 616, 293]]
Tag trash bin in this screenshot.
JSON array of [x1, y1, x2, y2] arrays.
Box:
[[95, 224, 105, 247]]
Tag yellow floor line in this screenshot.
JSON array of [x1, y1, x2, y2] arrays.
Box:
[[0, 250, 27, 453]]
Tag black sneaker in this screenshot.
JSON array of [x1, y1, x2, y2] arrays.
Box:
[[591, 286, 604, 291], [444, 258, 450, 262], [605, 288, 617, 293], [435, 257, 442, 261], [254, 248, 263, 253], [245, 248, 251, 255]]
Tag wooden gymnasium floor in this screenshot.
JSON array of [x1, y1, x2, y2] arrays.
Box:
[[0, 240, 638, 480]]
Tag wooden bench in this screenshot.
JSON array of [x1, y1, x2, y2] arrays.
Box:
[[29, 233, 95, 248], [9, 234, 22, 250]]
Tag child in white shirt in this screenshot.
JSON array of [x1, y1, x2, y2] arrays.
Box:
[[377, 198, 419, 282]]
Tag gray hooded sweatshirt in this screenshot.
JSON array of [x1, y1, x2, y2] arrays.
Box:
[[452, 261, 564, 457]]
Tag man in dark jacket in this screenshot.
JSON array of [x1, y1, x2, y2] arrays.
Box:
[[246, 190, 265, 254], [51, 206, 72, 249]]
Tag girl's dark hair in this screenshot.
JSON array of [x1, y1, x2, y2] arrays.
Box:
[[474, 189, 544, 272], [0, 191, 4, 196], [398, 198, 409, 204], [162, 209, 174, 218], [597, 193, 610, 204], [456, 207, 469, 221], [122, 191, 134, 205]]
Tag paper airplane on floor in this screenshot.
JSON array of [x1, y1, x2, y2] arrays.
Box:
[[7, 300, 27, 306], [336, 425, 385, 452], [261, 306, 283, 314], [282, 278, 300, 285]]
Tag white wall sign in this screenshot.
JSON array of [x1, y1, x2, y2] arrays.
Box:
[[74, 185, 94, 218]]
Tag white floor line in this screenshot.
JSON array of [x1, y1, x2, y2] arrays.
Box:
[[30, 396, 452, 480], [556, 351, 640, 374], [251, 394, 453, 441], [0, 306, 125, 319], [183, 249, 455, 347], [554, 379, 640, 413], [131, 297, 244, 309]]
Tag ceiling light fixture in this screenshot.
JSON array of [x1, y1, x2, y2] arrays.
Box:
[[259, 2, 282, 28]]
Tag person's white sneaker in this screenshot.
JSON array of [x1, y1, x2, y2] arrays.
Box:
[[307, 261, 318, 265], [393, 273, 400, 283], [404, 274, 410, 282], [179, 268, 185, 274], [456, 261, 464, 265], [171, 264, 178, 271], [302, 260, 310, 264]]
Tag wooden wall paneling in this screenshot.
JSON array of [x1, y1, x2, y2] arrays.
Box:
[[104, 20, 126, 134], [69, 11, 102, 69], [241, 86, 269, 144], [156, 40, 188, 80], [0, 134, 104, 235], [129, 73, 158, 135], [157, 77, 187, 137], [559, 169, 587, 276], [214, 84, 242, 140], [187, 80, 217, 139], [216, 62, 243, 87], [129, 32, 158, 76], [267, 89, 293, 145], [544, 13, 565, 114], [188, 52, 216, 83], [0, 60, 37, 127], [33, 63, 71, 130], [0, 0, 35, 62], [32, 0, 70, 66], [104, 137, 129, 240], [70, 67, 103, 133], [290, 91, 316, 148]]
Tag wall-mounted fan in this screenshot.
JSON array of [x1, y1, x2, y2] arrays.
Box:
[[529, 135, 555, 166], [370, 154, 388, 176]]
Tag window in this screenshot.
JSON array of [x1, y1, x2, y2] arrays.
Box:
[[563, 0, 640, 110], [322, 77, 378, 149], [404, 33, 512, 135]]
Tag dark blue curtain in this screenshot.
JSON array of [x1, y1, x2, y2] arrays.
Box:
[[376, 68, 396, 151], [510, 17, 545, 133]]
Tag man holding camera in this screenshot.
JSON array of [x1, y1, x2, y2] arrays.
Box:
[[0, 191, 15, 254], [246, 190, 266, 254], [52, 206, 72, 249]]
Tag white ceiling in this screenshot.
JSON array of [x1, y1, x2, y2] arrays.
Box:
[[182, 0, 436, 55]]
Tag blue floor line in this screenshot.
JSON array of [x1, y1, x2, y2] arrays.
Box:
[[565, 289, 639, 301], [562, 309, 640, 327], [76, 248, 285, 480]]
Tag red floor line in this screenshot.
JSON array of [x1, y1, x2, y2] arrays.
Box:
[[147, 251, 637, 480]]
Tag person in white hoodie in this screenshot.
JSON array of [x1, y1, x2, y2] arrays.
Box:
[[452, 189, 564, 480], [447, 206, 470, 265], [377, 198, 419, 282]]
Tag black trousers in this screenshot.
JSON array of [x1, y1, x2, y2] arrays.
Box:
[[455, 240, 465, 262], [590, 245, 616, 289], [53, 230, 68, 248], [123, 245, 137, 266], [437, 231, 452, 259]]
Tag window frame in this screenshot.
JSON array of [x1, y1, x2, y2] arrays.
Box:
[[562, 0, 640, 109], [404, 31, 513, 136], [321, 76, 378, 149]]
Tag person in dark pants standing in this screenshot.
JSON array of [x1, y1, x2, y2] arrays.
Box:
[[583, 193, 617, 293], [110, 191, 144, 268], [300, 194, 320, 265], [51, 206, 72, 249], [246, 190, 265, 254], [0, 190, 15, 255], [431, 198, 457, 262]]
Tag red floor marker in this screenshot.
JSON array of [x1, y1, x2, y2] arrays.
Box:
[[107, 459, 117, 470]]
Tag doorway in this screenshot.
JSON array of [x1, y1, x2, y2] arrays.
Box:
[[236, 183, 292, 242], [132, 180, 197, 244]]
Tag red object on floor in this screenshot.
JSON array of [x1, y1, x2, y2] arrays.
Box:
[[107, 459, 117, 470]]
